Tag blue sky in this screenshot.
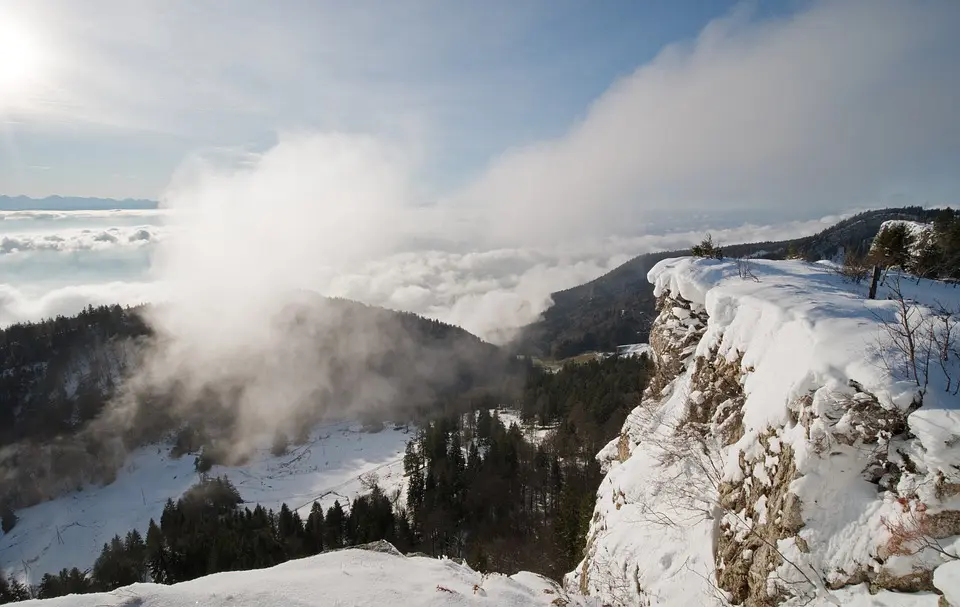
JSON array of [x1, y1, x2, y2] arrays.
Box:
[[3, 1, 799, 200]]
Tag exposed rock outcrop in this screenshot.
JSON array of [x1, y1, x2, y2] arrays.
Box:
[[568, 257, 960, 606]]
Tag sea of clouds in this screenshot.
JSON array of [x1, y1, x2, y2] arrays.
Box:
[[0, 176, 839, 342], [6, 0, 954, 341]]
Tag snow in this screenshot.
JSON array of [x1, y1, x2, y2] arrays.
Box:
[[573, 257, 960, 606], [935, 560, 960, 605], [875, 220, 935, 264], [615, 343, 653, 358], [17, 546, 598, 607], [1, 421, 412, 585], [494, 409, 553, 444], [878, 219, 932, 242]]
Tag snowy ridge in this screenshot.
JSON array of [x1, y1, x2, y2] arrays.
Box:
[[1, 422, 411, 585], [17, 545, 598, 606], [569, 257, 960, 606]]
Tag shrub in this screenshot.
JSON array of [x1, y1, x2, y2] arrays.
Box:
[[691, 234, 723, 259]]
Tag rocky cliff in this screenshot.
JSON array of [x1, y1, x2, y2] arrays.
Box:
[[568, 257, 960, 606]]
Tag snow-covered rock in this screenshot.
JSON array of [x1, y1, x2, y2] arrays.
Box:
[[874, 220, 936, 266], [878, 220, 933, 243], [17, 545, 598, 606], [569, 257, 960, 606]]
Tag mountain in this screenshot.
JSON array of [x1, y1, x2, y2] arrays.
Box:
[[0, 196, 158, 211], [514, 207, 948, 359], [570, 256, 960, 605], [0, 297, 517, 511], [14, 254, 960, 606]]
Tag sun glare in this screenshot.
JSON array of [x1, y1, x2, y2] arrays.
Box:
[[0, 17, 44, 102]]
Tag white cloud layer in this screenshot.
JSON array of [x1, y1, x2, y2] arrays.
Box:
[[0, 196, 835, 341], [0, 225, 163, 254], [2, 0, 958, 344], [460, 0, 960, 244], [0, 281, 160, 327]]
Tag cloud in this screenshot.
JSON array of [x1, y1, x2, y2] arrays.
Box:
[[460, 0, 960, 244], [0, 225, 165, 254], [0, 281, 159, 327], [0, 164, 840, 342], [0, 130, 826, 455], [0, 209, 166, 221], [321, 214, 842, 341], [94, 133, 423, 445]]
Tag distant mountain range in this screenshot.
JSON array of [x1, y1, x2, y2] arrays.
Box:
[[0, 195, 158, 211]]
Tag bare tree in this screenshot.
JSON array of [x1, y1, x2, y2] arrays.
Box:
[[881, 501, 959, 561], [835, 250, 871, 285], [932, 302, 960, 396], [735, 257, 760, 282], [871, 275, 959, 400]]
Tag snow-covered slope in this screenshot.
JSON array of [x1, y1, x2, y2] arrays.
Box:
[[17, 543, 598, 606], [569, 257, 960, 606], [0, 422, 410, 585]]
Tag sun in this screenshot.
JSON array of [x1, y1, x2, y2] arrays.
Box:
[[0, 17, 44, 100]]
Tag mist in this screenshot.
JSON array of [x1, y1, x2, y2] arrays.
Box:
[[2, 0, 957, 472], [461, 0, 960, 244]]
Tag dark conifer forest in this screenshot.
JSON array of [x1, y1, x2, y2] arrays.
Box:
[[0, 355, 652, 601]]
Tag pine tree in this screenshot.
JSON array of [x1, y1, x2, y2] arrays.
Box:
[[145, 518, 168, 583], [404, 439, 426, 537], [871, 222, 915, 271], [0, 571, 30, 602], [277, 503, 304, 557], [324, 501, 346, 549], [934, 209, 960, 280], [691, 234, 723, 259], [305, 501, 325, 554]]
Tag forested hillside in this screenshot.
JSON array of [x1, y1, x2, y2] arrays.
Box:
[[1, 353, 652, 600], [514, 207, 950, 358], [0, 304, 149, 446], [0, 297, 519, 512]]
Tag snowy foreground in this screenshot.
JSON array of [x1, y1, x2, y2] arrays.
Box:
[[1, 422, 410, 585], [570, 258, 960, 606], [16, 545, 598, 607]]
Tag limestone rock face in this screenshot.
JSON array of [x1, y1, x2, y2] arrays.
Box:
[[567, 257, 960, 606]]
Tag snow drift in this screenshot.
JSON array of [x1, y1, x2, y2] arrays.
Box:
[[569, 257, 960, 606], [15, 543, 596, 606]]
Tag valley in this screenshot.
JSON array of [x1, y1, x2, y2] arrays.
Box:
[[2, 207, 960, 605], [1, 421, 411, 586]]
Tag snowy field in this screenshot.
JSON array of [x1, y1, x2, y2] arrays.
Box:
[[493, 409, 554, 445], [16, 545, 597, 607], [18, 541, 943, 607], [0, 421, 412, 585]]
